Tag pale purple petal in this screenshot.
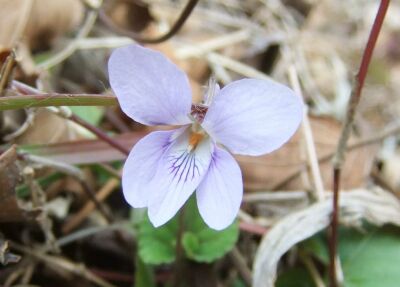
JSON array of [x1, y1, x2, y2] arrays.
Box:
[[202, 79, 303, 156], [122, 129, 182, 208], [147, 130, 214, 227], [196, 147, 243, 230], [108, 44, 192, 126]]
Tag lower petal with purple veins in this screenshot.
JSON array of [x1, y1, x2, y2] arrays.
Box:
[[196, 147, 243, 230], [147, 128, 214, 227]]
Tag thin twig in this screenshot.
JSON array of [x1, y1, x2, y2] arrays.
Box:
[[239, 221, 268, 236], [104, 108, 131, 133], [243, 190, 307, 202], [62, 177, 120, 233], [10, 242, 117, 287], [175, 29, 251, 59], [76, 37, 133, 50], [329, 1, 390, 287], [299, 251, 326, 287], [179, 49, 273, 81], [0, 93, 117, 111], [229, 247, 252, 287], [56, 221, 129, 248], [288, 66, 325, 201], [70, 114, 130, 155], [98, 163, 122, 179], [37, 1, 102, 70], [99, 0, 199, 44], [11, 81, 129, 156]]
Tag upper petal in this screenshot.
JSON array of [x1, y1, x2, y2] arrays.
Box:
[[147, 129, 214, 227], [108, 44, 192, 126], [196, 147, 243, 230], [122, 129, 180, 208], [201, 78, 303, 156]]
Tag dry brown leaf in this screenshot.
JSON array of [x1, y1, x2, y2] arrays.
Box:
[[0, 145, 38, 222], [0, 145, 23, 221], [238, 116, 377, 191], [105, 0, 152, 32], [0, 0, 84, 50], [14, 109, 88, 145]]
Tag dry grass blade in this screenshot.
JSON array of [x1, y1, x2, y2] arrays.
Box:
[[10, 242, 117, 287]]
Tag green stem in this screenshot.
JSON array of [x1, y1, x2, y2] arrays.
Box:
[[0, 94, 118, 111], [174, 206, 187, 287]]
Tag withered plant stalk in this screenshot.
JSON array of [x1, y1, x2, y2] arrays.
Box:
[[329, 1, 390, 286]]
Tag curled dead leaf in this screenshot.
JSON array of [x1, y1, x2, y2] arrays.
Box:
[[252, 187, 400, 287], [0, 145, 39, 222], [13, 108, 92, 145]]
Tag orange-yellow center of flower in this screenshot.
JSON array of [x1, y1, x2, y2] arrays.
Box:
[[188, 132, 204, 150]]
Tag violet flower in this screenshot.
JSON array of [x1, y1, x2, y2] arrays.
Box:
[[108, 44, 302, 230]]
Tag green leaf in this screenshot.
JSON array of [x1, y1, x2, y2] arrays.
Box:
[[301, 234, 329, 265], [134, 255, 156, 287], [182, 232, 200, 259], [70, 106, 104, 126], [276, 266, 314, 287], [182, 197, 239, 263], [136, 195, 239, 265], [137, 212, 178, 265], [230, 279, 247, 287], [340, 225, 400, 287]]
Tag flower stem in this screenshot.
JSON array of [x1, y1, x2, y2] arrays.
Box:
[[329, 1, 390, 287], [174, 205, 187, 287]]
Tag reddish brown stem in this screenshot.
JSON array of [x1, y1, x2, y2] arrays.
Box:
[[329, 168, 340, 287], [69, 114, 130, 156], [329, 1, 390, 287], [99, 0, 199, 44]]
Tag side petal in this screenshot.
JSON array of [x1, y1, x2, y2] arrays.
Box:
[[202, 78, 303, 156], [122, 129, 181, 208], [108, 44, 192, 126], [196, 147, 243, 230], [147, 130, 214, 227]]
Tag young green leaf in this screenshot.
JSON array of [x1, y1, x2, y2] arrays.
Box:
[[182, 196, 239, 263], [340, 226, 400, 287], [137, 212, 178, 265], [276, 266, 314, 287], [135, 195, 239, 265]]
